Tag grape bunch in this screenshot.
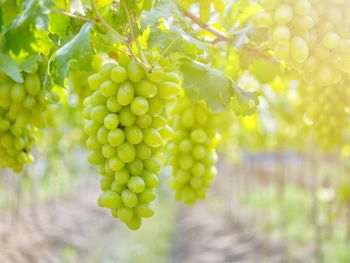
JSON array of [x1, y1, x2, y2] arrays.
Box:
[[299, 79, 350, 150], [255, 0, 350, 87], [0, 69, 48, 172], [166, 97, 220, 206], [255, 0, 314, 65], [83, 53, 180, 230]]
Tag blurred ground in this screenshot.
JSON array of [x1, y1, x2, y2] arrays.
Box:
[[0, 168, 288, 263]]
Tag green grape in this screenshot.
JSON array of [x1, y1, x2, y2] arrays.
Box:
[[125, 126, 143, 144], [111, 65, 128, 83], [104, 113, 119, 130], [117, 82, 134, 106], [100, 80, 118, 97], [107, 128, 125, 147], [130, 97, 149, 116], [165, 96, 220, 205], [117, 142, 136, 163], [127, 176, 146, 193], [121, 189, 138, 207], [135, 80, 157, 98], [83, 54, 180, 230], [0, 68, 49, 172], [127, 60, 144, 83]]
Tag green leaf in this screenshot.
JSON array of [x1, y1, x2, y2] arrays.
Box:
[[140, 0, 208, 55], [179, 58, 234, 113], [0, 51, 23, 82], [46, 22, 92, 88], [5, 0, 51, 54]]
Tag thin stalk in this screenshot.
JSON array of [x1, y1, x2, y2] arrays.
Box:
[[90, 0, 127, 43]]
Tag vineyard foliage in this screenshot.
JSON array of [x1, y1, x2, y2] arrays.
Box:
[[0, 0, 350, 229]]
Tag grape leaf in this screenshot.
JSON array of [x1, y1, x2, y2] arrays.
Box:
[[46, 23, 92, 88], [5, 0, 51, 54], [0, 51, 23, 82], [140, 0, 208, 55], [179, 58, 234, 113], [179, 57, 259, 114]]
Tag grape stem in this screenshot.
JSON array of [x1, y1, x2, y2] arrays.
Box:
[[90, 0, 127, 43], [179, 5, 279, 64], [121, 1, 151, 71], [59, 11, 98, 24], [179, 5, 231, 43]]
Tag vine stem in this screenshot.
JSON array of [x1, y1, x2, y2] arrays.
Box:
[[178, 5, 231, 43], [121, 0, 151, 71], [59, 11, 98, 24], [179, 4, 279, 64], [90, 0, 127, 43]]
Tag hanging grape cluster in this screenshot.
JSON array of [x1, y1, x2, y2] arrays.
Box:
[[83, 53, 180, 230], [256, 0, 350, 87], [166, 97, 220, 206], [0, 69, 49, 172], [299, 79, 350, 150]]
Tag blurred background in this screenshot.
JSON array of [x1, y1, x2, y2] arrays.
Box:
[[0, 73, 350, 263]]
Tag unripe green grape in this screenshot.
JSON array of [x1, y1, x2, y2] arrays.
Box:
[[97, 126, 109, 144], [148, 97, 163, 117], [119, 107, 136, 127], [104, 113, 119, 130], [100, 175, 115, 191], [157, 82, 180, 99], [127, 176, 146, 193], [100, 80, 118, 97], [121, 189, 138, 207], [135, 143, 152, 160], [135, 203, 154, 218], [127, 158, 144, 176], [141, 170, 159, 188], [118, 207, 134, 222], [24, 73, 41, 96], [130, 97, 149, 115], [106, 96, 122, 112], [11, 84, 26, 102], [107, 128, 125, 147], [109, 156, 125, 172], [127, 216, 142, 230], [111, 65, 127, 83], [190, 129, 207, 143], [138, 188, 156, 203], [143, 128, 162, 147], [127, 60, 144, 83], [115, 168, 130, 185], [86, 137, 101, 151], [144, 156, 161, 172], [90, 105, 109, 124], [117, 142, 136, 163], [117, 82, 134, 106], [135, 80, 157, 98], [125, 126, 143, 144], [102, 144, 118, 158], [135, 114, 152, 128], [274, 5, 293, 25], [152, 116, 166, 129], [88, 73, 104, 91], [90, 90, 107, 106]]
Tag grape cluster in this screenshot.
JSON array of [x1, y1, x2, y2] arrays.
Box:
[[83, 53, 180, 230], [255, 0, 350, 87], [166, 97, 220, 206], [0, 70, 47, 172], [299, 79, 350, 150], [255, 0, 314, 65]]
